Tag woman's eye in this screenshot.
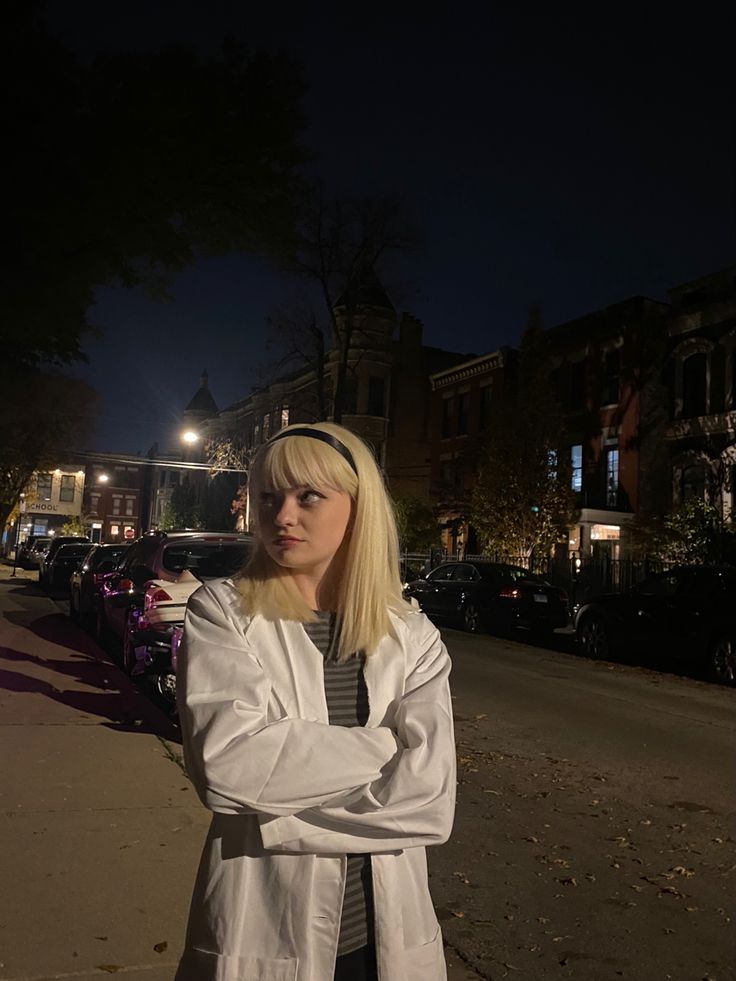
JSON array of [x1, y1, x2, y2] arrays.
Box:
[[301, 490, 323, 504]]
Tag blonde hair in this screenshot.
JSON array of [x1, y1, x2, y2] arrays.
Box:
[[237, 422, 413, 658]]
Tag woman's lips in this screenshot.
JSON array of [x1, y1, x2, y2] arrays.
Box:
[[274, 537, 303, 548]]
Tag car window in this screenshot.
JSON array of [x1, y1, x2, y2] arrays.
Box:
[[452, 563, 479, 582], [91, 546, 129, 570], [426, 565, 456, 582], [56, 545, 92, 559], [162, 542, 251, 579]]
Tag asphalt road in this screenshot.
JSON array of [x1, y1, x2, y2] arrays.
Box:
[[431, 624, 736, 981]]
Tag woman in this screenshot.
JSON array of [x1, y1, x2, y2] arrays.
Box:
[[175, 422, 456, 981]]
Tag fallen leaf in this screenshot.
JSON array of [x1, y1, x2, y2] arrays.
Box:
[[153, 941, 168, 953], [558, 876, 577, 886], [451, 910, 465, 918], [95, 967, 121, 975]]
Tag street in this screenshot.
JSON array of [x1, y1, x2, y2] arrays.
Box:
[[0, 567, 733, 981]]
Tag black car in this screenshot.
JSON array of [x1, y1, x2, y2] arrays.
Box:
[[69, 543, 130, 627], [404, 561, 569, 634], [39, 535, 91, 588], [44, 543, 93, 594], [574, 565, 736, 685], [17, 535, 52, 569]]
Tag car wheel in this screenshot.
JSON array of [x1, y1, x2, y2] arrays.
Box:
[[462, 601, 482, 633], [709, 634, 736, 686], [578, 615, 611, 660]]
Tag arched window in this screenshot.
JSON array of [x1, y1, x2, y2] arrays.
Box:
[[681, 463, 706, 501], [682, 353, 707, 418]]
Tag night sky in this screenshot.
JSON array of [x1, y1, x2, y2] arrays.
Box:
[[44, 2, 735, 454]]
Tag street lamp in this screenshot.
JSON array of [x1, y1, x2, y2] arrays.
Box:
[[182, 430, 199, 444], [98, 473, 109, 484]]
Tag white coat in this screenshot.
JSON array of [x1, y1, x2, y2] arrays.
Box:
[[175, 578, 456, 981]]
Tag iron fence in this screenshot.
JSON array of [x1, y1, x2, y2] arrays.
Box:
[[399, 548, 669, 605]]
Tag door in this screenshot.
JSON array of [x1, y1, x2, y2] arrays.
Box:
[[412, 564, 456, 616]]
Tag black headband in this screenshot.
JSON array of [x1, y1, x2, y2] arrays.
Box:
[[265, 427, 358, 474]]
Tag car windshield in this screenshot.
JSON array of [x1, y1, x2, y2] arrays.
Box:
[[57, 545, 92, 559], [162, 542, 251, 579], [92, 546, 129, 569]]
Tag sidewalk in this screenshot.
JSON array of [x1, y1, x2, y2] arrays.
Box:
[[0, 568, 478, 980]]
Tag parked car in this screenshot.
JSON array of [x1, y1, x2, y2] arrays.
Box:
[[39, 535, 91, 588], [97, 531, 254, 706], [69, 543, 131, 626], [17, 535, 52, 569], [404, 561, 569, 634], [44, 542, 93, 595], [574, 565, 736, 685]]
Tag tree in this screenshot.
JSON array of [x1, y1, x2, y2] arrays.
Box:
[[627, 498, 736, 565], [60, 515, 90, 537], [393, 495, 440, 552], [266, 193, 420, 421], [471, 310, 578, 562], [4, 7, 308, 372], [0, 371, 98, 535], [168, 483, 201, 529]]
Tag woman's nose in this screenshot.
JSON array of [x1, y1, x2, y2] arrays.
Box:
[[274, 495, 297, 526]]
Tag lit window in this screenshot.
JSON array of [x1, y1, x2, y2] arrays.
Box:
[[280, 406, 289, 429], [36, 473, 52, 501], [263, 413, 271, 440], [606, 449, 619, 507], [125, 497, 135, 516], [59, 474, 75, 503], [571, 445, 583, 492]]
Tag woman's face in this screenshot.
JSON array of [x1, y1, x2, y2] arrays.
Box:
[[257, 484, 354, 579]]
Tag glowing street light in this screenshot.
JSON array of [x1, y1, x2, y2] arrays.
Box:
[[182, 430, 199, 444], [98, 473, 109, 483]]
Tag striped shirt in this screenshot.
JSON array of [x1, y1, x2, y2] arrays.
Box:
[[303, 612, 374, 956]]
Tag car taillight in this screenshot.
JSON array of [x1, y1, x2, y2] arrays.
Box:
[[145, 588, 173, 610], [499, 586, 522, 599]]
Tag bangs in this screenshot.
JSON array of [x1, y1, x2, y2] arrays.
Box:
[[253, 434, 358, 496]]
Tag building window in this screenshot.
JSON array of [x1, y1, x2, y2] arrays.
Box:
[[570, 361, 585, 410], [571, 444, 583, 492], [254, 422, 261, 445], [606, 449, 619, 507], [682, 353, 707, 418], [681, 464, 706, 501], [90, 494, 100, 515], [125, 497, 135, 516], [457, 392, 470, 435], [603, 351, 620, 405], [280, 406, 290, 430], [441, 396, 454, 438], [479, 383, 493, 430], [59, 475, 76, 503], [262, 413, 271, 440], [112, 495, 122, 516], [36, 473, 52, 501], [367, 376, 385, 417]]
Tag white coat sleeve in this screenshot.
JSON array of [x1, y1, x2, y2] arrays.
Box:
[[258, 615, 456, 853], [177, 586, 400, 816]]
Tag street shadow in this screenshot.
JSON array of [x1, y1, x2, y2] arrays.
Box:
[[491, 623, 714, 685], [4, 610, 102, 655], [0, 646, 177, 737]]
